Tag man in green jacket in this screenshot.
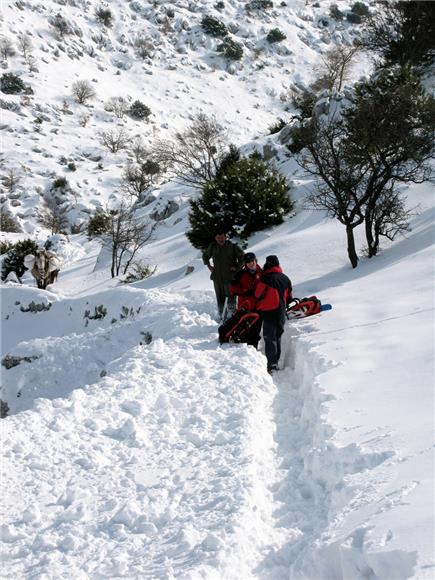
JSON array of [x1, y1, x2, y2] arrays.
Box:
[[202, 231, 244, 319]]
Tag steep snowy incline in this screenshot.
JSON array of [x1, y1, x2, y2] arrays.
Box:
[[1, 288, 288, 579]]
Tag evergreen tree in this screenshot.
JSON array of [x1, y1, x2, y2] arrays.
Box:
[[1, 239, 38, 280], [187, 156, 293, 249]]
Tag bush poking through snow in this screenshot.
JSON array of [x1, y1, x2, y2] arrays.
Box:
[[37, 199, 69, 235], [0, 37, 16, 63], [71, 80, 96, 105], [217, 38, 243, 61], [246, 0, 273, 11], [1, 73, 26, 95], [268, 118, 287, 135], [95, 6, 113, 27], [0, 209, 21, 233], [267, 28, 286, 43], [201, 15, 228, 38], [128, 100, 151, 121], [50, 14, 71, 39], [123, 262, 157, 283], [99, 128, 130, 153], [104, 96, 130, 119], [122, 161, 161, 201]]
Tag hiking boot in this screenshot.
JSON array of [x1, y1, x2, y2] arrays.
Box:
[[267, 364, 279, 375]]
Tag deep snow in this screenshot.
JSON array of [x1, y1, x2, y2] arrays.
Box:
[[1, 0, 434, 578]]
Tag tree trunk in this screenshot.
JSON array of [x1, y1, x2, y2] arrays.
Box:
[[364, 210, 379, 257], [346, 224, 359, 268]]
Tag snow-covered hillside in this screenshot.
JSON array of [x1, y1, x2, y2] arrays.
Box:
[[1, 1, 434, 579]]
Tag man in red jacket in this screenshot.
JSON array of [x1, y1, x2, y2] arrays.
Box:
[[229, 252, 262, 348], [254, 255, 292, 373]]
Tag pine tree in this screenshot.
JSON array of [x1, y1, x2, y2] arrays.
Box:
[[187, 156, 293, 249]]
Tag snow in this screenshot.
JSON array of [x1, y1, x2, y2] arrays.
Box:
[[1, 0, 434, 578]]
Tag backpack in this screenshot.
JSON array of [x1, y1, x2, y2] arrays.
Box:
[[286, 296, 322, 319], [218, 310, 261, 344]]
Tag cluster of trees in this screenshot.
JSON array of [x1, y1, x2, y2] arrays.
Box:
[[288, 2, 435, 268]]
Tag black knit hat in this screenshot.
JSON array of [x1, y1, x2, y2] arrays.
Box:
[[265, 255, 279, 268], [243, 252, 256, 263]]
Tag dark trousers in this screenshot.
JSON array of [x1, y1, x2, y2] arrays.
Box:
[[213, 280, 236, 316], [261, 312, 285, 369]]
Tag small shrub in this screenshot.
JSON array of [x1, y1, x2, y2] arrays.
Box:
[[268, 118, 287, 134], [0, 208, 21, 233], [329, 4, 343, 21], [71, 80, 96, 105], [67, 162, 77, 171], [129, 100, 151, 120], [201, 15, 228, 38], [99, 128, 130, 153], [87, 210, 111, 237], [95, 6, 113, 27], [0, 37, 16, 62], [52, 176, 68, 189], [0, 240, 14, 255], [1, 73, 26, 95], [214, 1, 225, 11], [124, 261, 156, 283], [267, 28, 286, 43], [217, 37, 243, 61], [292, 90, 317, 119], [51, 14, 71, 38], [134, 34, 154, 60], [351, 2, 369, 17], [246, 0, 273, 11], [105, 96, 130, 118], [346, 12, 362, 24]]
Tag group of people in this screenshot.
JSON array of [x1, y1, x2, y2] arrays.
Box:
[[202, 231, 292, 374]]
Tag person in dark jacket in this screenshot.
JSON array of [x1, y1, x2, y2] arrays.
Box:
[[254, 255, 292, 373], [202, 231, 244, 318], [229, 252, 263, 348]]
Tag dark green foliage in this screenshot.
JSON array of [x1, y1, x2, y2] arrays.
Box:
[[215, 144, 240, 179], [268, 118, 286, 135], [52, 176, 68, 189], [290, 67, 435, 267], [201, 15, 228, 37], [95, 6, 113, 27], [217, 38, 243, 61], [351, 2, 369, 17], [246, 0, 273, 10], [1, 239, 38, 280], [292, 90, 317, 120], [267, 28, 286, 43], [0, 208, 21, 233], [0, 240, 14, 255], [346, 12, 361, 25], [67, 162, 77, 171], [1, 73, 26, 95], [87, 210, 111, 237], [329, 4, 343, 21], [214, 1, 225, 11], [187, 156, 293, 249], [364, 1, 435, 68], [129, 100, 151, 120]]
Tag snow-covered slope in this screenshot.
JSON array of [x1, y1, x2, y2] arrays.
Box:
[[1, 1, 434, 579]]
